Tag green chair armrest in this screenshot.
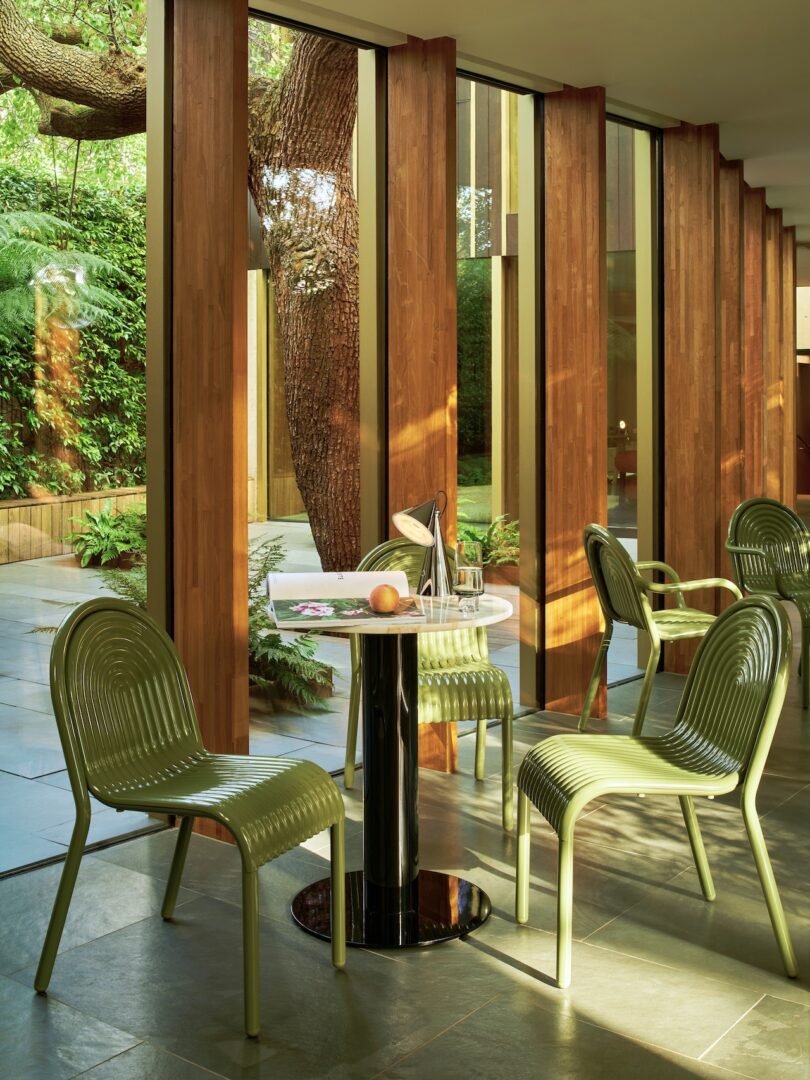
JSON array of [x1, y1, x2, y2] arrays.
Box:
[[636, 559, 682, 582], [646, 577, 742, 601], [636, 560, 686, 608]]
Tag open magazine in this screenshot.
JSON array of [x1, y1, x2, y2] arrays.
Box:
[[265, 571, 426, 629]]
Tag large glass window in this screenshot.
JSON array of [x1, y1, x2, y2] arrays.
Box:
[[245, 14, 369, 765], [0, 2, 153, 873], [606, 118, 658, 682], [456, 75, 522, 698]]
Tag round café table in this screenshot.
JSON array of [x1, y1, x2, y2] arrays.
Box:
[[290, 593, 513, 949]]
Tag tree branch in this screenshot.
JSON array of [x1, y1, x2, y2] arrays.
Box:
[[0, 0, 145, 117], [36, 98, 144, 141]]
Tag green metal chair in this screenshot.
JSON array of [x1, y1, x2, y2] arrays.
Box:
[[580, 524, 742, 735], [343, 537, 514, 829], [35, 598, 346, 1039], [517, 594, 798, 989], [726, 496, 810, 709]]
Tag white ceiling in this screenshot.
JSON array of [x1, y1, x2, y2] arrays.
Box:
[[267, 0, 810, 280]]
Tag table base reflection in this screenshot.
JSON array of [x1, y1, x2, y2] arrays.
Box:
[[291, 869, 491, 948]]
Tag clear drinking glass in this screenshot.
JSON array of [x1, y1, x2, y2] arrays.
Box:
[[454, 541, 484, 614]]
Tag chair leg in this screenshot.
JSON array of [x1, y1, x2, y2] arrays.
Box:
[[242, 868, 261, 1038], [501, 710, 514, 831], [579, 624, 612, 731], [742, 795, 798, 978], [330, 819, 346, 969], [344, 672, 361, 789], [632, 638, 661, 737], [802, 627, 810, 710], [515, 790, 531, 924], [474, 717, 487, 781], [556, 832, 575, 989], [678, 796, 715, 901], [35, 812, 90, 993], [162, 816, 194, 919]]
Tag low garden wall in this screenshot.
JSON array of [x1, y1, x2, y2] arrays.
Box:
[[0, 487, 146, 565]]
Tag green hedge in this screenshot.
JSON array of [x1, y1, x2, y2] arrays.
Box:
[[0, 167, 145, 500]]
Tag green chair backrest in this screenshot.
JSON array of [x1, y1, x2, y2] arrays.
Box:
[[50, 599, 203, 803], [357, 538, 488, 666], [583, 524, 650, 632], [669, 595, 789, 777], [727, 497, 810, 596]]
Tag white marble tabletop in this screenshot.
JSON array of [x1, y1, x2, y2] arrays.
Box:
[[273, 593, 513, 634]]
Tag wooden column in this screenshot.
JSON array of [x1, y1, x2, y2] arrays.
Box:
[[663, 123, 719, 673], [172, 0, 249, 840], [742, 187, 766, 499], [387, 36, 457, 770], [543, 86, 607, 714], [717, 160, 745, 592], [783, 226, 797, 507], [764, 208, 784, 500]]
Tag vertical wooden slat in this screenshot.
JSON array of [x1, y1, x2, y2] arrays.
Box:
[[782, 226, 797, 508], [172, 0, 248, 831], [717, 160, 745, 592], [742, 187, 766, 499], [387, 36, 458, 770], [543, 86, 607, 714], [764, 207, 784, 500], [0, 507, 8, 564], [663, 123, 719, 673]]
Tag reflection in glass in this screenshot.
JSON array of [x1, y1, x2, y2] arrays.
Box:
[[456, 77, 520, 536]]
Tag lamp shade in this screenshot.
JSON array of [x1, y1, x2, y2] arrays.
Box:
[[391, 499, 436, 548]]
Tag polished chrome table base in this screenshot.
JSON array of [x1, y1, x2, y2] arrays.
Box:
[[292, 869, 491, 947], [291, 632, 492, 950]]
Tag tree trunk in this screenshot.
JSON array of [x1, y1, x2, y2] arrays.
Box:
[[248, 34, 360, 572]]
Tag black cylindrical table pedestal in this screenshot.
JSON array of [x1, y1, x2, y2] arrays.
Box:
[[291, 631, 491, 948]]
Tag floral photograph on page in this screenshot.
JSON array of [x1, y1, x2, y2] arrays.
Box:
[[271, 596, 424, 626]]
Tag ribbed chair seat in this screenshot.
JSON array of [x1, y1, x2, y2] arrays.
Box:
[[35, 599, 346, 1038], [727, 498, 810, 709], [580, 524, 741, 735], [651, 608, 716, 638], [343, 537, 514, 829], [516, 595, 798, 990], [519, 734, 736, 837], [95, 753, 345, 870]]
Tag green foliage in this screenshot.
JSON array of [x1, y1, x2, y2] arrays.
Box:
[[457, 258, 492, 459], [247, 536, 333, 707], [0, 166, 146, 499], [101, 561, 146, 607], [63, 499, 146, 567], [458, 514, 520, 566], [458, 454, 491, 489]]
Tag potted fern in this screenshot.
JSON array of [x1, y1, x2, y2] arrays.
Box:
[[63, 501, 146, 568], [458, 514, 520, 586]]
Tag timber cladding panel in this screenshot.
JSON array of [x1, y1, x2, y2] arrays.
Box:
[[743, 186, 766, 500], [543, 86, 607, 715], [764, 207, 785, 501], [663, 123, 719, 674], [387, 36, 458, 770], [782, 227, 797, 508], [387, 36, 457, 539], [172, 0, 249, 804], [717, 160, 745, 594]]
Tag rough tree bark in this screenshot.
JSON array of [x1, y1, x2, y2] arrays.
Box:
[[0, 0, 146, 139], [248, 34, 360, 571]]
